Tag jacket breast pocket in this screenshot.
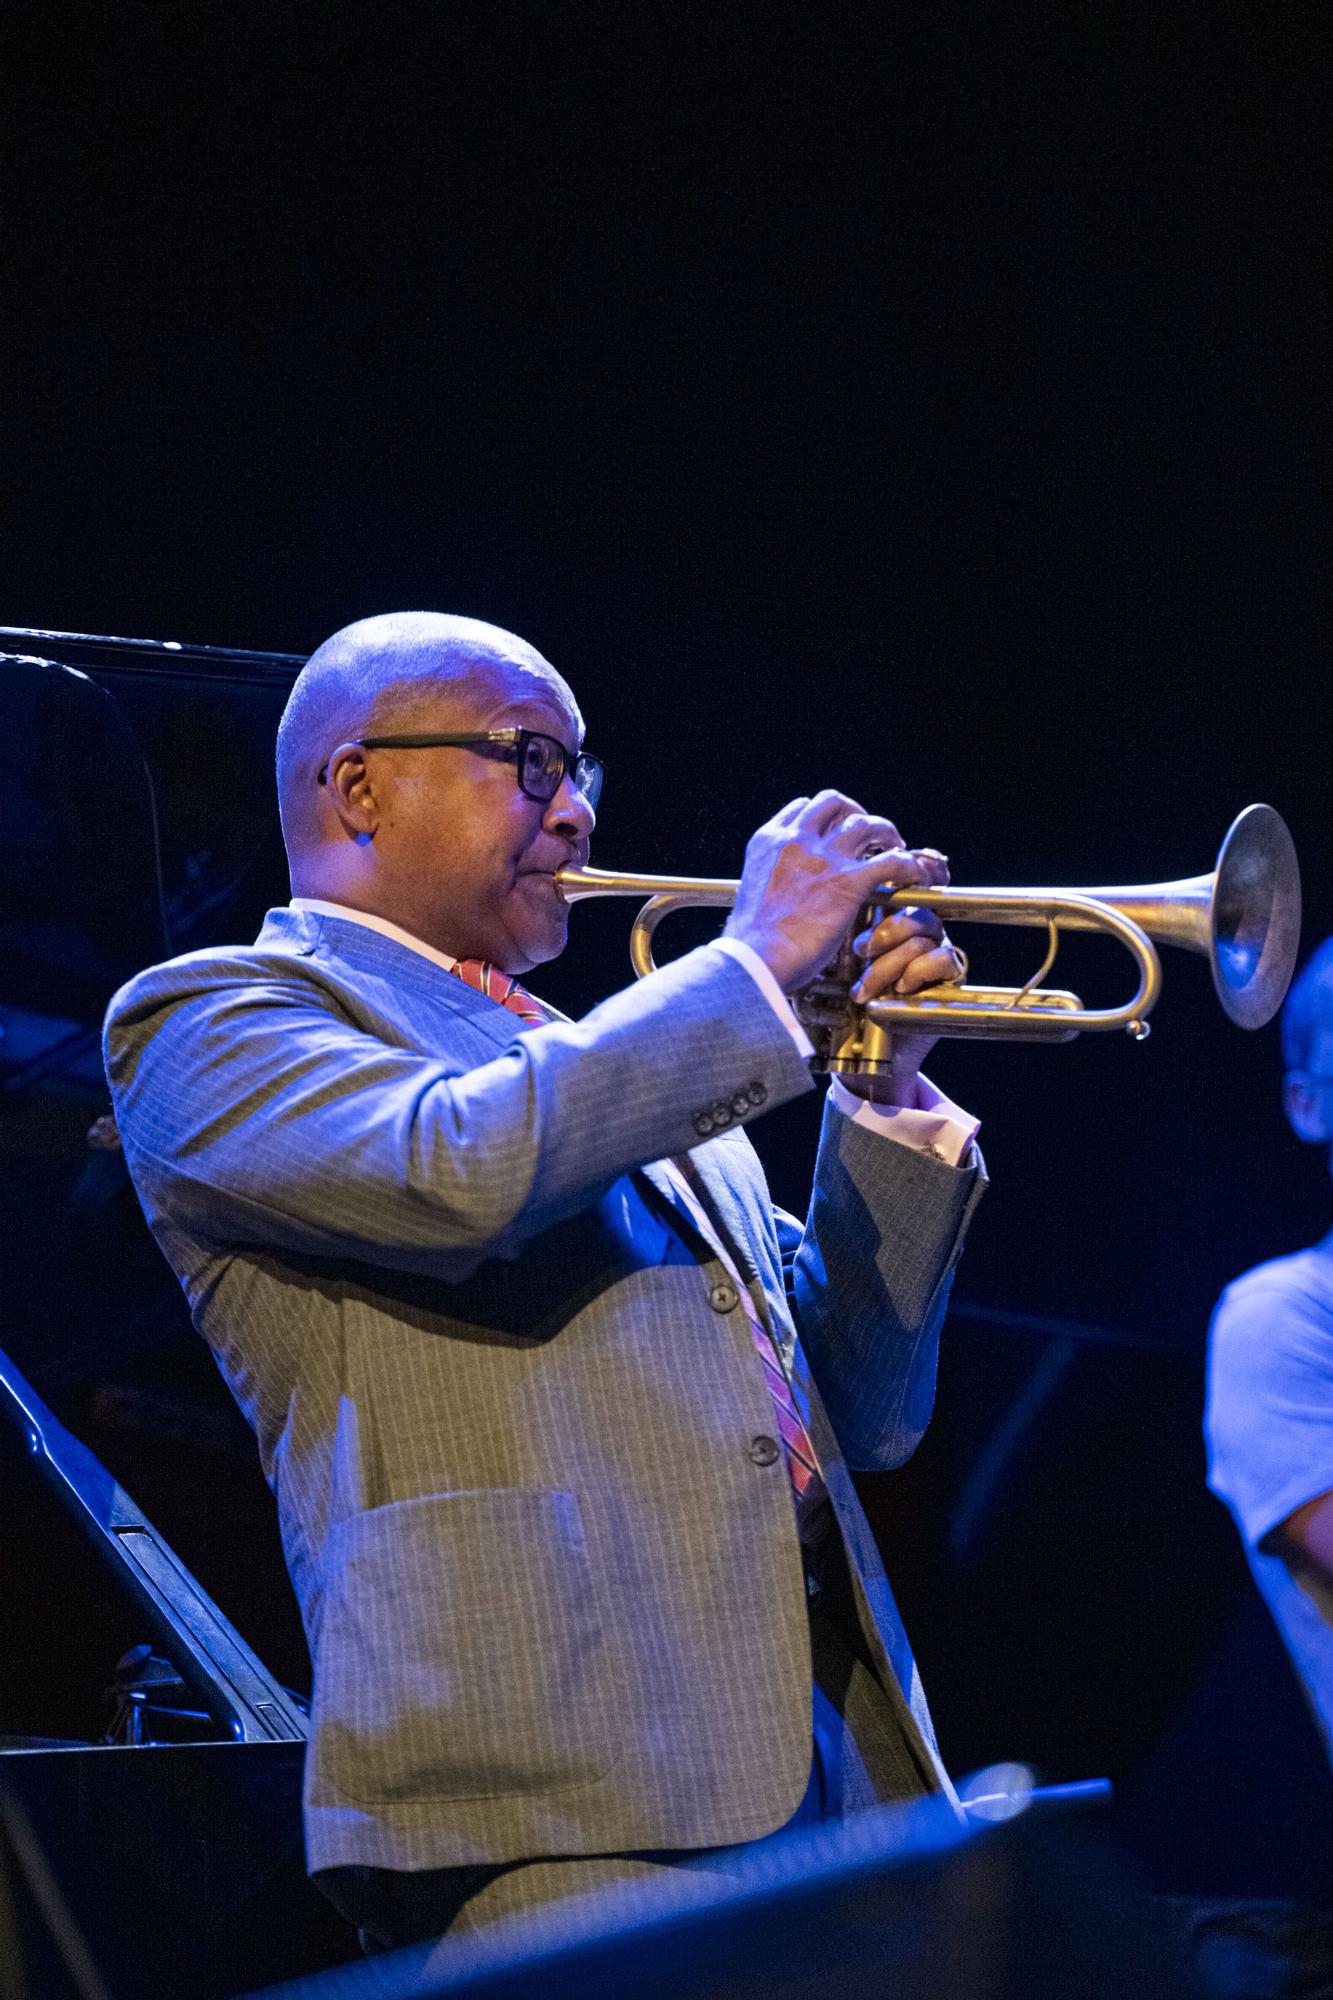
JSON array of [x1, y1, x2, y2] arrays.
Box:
[[313, 1488, 623, 1805]]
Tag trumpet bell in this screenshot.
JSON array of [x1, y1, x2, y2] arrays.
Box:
[[1210, 803, 1303, 1028], [1091, 804, 1302, 1031]]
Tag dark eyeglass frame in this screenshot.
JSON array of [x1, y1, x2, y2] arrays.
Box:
[[317, 729, 604, 808]]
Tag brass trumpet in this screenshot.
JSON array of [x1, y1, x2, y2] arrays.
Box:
[[556, 804, 1302, 1077]]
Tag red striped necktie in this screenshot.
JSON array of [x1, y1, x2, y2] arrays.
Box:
[[449, 957, 550, 1027]]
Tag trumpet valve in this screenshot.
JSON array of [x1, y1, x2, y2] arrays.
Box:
[[793, 929, 897, 1077]]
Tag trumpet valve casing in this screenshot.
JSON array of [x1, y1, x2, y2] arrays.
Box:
[[793, 903, 897, 1077]]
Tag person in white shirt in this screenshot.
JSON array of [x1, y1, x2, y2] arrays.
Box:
[[1207, 936, 1333, 1762]]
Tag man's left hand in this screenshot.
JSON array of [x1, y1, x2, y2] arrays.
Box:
[[837, 858, 967, 1109]]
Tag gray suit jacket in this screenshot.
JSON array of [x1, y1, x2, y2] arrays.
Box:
[[103, 907, 985, 1873]]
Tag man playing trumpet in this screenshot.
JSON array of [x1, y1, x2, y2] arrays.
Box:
[[103, 611, 985, 1954]]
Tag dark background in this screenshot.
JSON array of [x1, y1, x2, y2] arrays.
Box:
[[2, 0, 1330, 1893]]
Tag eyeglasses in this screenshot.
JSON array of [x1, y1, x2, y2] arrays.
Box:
[[317, 730, 604, 809]]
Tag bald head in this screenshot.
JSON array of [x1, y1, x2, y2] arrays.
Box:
[[273, 611, 593, 970], [276, 612, 579, 859]]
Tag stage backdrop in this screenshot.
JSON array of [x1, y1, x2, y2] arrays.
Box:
[[2, 0, 1328, 1883]]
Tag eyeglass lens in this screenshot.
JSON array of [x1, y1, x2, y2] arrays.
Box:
[[520, 733, 602, 808]]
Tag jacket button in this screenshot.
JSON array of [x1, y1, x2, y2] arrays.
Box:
[[746, 1080, 767, 1107], [749, 1435, 780, 1466], [708, 1280, 739, 1313]]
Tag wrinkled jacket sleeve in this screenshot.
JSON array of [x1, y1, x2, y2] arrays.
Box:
[[104, 940, 815, 1284], [783, 1095, 986, 1471]]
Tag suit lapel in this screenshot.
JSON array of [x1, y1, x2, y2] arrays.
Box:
[[639, 1149, 782, 1339], [681, 1141, 773, 1291]]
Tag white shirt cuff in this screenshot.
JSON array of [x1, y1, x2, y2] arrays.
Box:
[[828, 1072, 980, 1167], [709, 937, 815, 1059]]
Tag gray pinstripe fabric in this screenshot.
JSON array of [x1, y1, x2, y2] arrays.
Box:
[[103, 906, 985, 1874]]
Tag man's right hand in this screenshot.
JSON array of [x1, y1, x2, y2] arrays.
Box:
[[724, 791, 949, 995]]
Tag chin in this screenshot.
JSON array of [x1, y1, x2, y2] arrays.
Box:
[[500, 876, 570, 972], [508, 916, 569, 974], [529, 926, 570, 971]]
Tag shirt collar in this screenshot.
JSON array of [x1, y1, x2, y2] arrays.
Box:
[[289, 898, 464, 978]]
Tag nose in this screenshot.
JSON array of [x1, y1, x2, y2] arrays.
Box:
[[543, 771, 596, 843]]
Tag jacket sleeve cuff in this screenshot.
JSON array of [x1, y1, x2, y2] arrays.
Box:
[[827, 1072, 980, 1167]]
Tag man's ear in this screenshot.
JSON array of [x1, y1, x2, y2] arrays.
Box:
[[1284, 1072, 1332, 1145], [323, 745, 380, 843]]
